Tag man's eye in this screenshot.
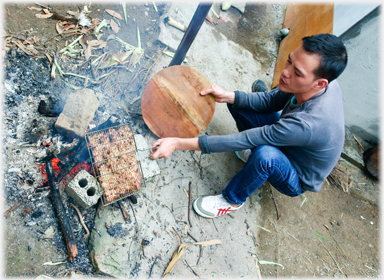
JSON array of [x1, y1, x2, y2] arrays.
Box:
[[295, 72, 301, 77]]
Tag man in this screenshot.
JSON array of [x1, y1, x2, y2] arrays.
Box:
[[149, 33, 348, 218]]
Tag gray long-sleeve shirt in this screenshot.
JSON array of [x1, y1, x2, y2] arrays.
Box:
[[198, 81, 345, 192]]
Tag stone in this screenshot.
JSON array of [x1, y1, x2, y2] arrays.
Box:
[[65, 170, 103, 210], [55, 88, 99, 138], [134, 134, 161, 179]]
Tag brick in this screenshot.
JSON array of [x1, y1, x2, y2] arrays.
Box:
[[55, 88, 99, 138], [65, 170, 103, 209]]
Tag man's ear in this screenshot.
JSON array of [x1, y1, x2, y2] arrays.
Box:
[[314, 78, 328, 89]]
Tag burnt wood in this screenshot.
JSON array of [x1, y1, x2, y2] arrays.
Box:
[[46, 160, 78, 261]]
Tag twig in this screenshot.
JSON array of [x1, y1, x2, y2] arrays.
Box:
[[212, 218, 218, 232], [4, 197, 28, 216], [183, 260, 200, 277], [188, 181, 192, 227], [162, 204, 185, 223], [117, 200, 130, 222], [70, 203, 90, 240], [318, 238, 346, 277], [269, 184, 281, 220], [187, 232, 202, 265], [173, 150, 189, 168], [353, 135, 365, 150], [142, 46, 168, 83], [149, 256, 158, 278], [141, 238, 146, 259]]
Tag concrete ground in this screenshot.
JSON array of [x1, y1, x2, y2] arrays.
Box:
[[88, 3, 380, 279], [3, 3, 380, 279]]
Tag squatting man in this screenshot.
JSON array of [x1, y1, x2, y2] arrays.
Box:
[[149, 33, 348, 218]]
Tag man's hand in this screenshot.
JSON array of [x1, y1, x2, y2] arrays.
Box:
[[201, 83, 235, 104], [150, 138, 179, 159], [150, 138, 200, 160]]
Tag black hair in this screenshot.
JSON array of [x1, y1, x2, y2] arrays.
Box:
[[302, 33, 348, 83]]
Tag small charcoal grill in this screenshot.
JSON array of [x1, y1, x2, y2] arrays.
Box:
[[85, 124, 145, 206]]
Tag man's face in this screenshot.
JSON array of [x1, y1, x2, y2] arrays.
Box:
[[278, 44, 322, 95]]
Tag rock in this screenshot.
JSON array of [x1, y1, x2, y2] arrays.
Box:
[[88, 201, 141, 278], [232, 2, 246, 13], [55, 89, 99, 138]]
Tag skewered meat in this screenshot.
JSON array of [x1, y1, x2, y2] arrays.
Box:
[[86, 125, 143, 204]]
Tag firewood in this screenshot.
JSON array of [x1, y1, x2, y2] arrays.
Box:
[[46, 160, 78, 261]]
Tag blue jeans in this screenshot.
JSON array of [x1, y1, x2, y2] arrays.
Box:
[[222, 104, 305, 205]]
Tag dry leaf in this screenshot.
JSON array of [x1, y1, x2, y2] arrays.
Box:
[[44, 53, 52, 63], [105, 9, 124, 20], [84, 75, 89, 88], [87, 40, 106, 49], [12, 40, 32, 55], [56, 22, 63, 34], [63, 23, 76, 31], [97, 50, 133, 69], [43, 8, 50, 14], [35, 13, 53, 19], [42, 226, 55, 239], [67, 10, 79, 17], [84, 45, 92, 61], [26, 45, 38, 54], [106, 34, 116, 41], [79, 36, 87, 50], [28, 7, 42, 11], [162, 239, 222, 278], [110, 18, 120, 33], [99, 41, 107, 49]]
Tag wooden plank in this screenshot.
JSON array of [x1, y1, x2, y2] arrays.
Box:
[[141, 65, 215, 138], [272, 3, 334, 88]]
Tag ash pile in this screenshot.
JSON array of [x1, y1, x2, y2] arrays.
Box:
[[3, 48, 157, 276]]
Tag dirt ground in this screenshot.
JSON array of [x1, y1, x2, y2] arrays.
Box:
[[2, 2, 381, 279]]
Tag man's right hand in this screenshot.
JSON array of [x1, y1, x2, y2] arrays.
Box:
[[200, 83, 235, 104]]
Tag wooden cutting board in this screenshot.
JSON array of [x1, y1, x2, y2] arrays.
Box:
[[141, 65, 215, 138]]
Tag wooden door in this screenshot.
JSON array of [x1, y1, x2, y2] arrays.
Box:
[[272, 3, 334, 88]]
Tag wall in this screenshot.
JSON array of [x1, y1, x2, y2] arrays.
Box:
[[337, 7, 380, 144]]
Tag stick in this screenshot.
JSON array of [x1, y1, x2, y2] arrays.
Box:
[[183, 260, 200, 277], [187, 232, 202, 265], [141, 239, 146, 259], [318, 238, 346, 277], [4, 197, 28, 216], [269, 184, 281, 220], [117, 200, 131, 222], [46, 161, 78, 261], [70, 203, 90, 241], [142, 47, 167, 83], [173, 150, 189, 168], [188, 181, 192, 227], [149, 256, 158, 278], [353, 135, 365, 150]]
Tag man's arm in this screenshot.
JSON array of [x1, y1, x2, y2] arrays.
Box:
[[150, 137, 200, 159]]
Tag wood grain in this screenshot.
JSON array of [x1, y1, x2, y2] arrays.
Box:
[[141, 65, 215, 138]]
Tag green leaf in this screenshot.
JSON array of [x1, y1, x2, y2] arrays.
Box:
[[313, 232, 330, 241]]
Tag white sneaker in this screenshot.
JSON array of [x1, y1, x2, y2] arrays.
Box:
[[193, 194, 243, 218], [235, 149, 252, 163]]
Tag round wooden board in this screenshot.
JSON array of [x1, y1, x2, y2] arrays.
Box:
[[141, 65, 215, 138]]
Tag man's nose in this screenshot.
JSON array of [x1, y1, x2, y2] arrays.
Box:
[[281, 68, 290, 78]]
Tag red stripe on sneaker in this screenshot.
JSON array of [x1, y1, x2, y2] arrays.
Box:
[[217, 207, 236, 216]]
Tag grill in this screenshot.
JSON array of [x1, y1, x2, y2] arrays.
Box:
[[85, 124, 145, 206]]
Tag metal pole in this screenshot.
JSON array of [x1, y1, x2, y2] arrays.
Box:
[[168, 3, 212, 66]]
